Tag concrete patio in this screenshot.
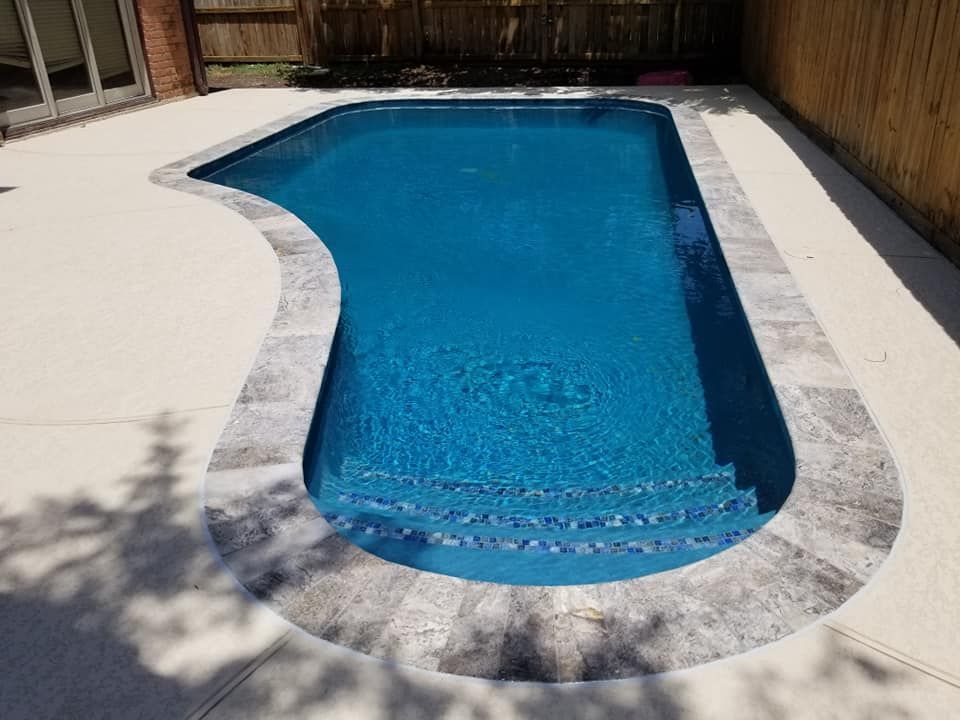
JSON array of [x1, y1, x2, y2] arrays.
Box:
[[1, 86, 958, 718]]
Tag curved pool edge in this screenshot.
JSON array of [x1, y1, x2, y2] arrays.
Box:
[[149, 90, 903, 683]]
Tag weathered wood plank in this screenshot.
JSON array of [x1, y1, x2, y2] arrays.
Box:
[[197, 11, 303, 59], [410, 0, 424, 56], [195, 0, 739, 63], [742, 0, 960, 264]]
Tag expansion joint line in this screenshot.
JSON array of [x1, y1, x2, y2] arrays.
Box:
[[184, 630, 294, 720], [825, 622, 960, 689]]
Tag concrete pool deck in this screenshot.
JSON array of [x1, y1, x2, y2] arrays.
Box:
[[1, 86, 958, 716]]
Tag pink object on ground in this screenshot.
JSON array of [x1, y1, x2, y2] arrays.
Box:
[[635, 70, 692, 86]]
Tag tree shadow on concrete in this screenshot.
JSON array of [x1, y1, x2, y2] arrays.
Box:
[[0, 414, 928, 718], [196, 618, 692, 719], [737, 631, 916, 720], [198, 616, 923, 719], [0, 415, 251, 717], [0, 416, 679, 718]]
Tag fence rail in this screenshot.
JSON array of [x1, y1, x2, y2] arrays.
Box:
[[742, 0, 960, 264], [194, 0, 740, 65]]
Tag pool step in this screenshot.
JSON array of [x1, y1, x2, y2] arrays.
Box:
[[323, 512, 758, 555], [334, 489, 758, 531], [354, 467, 736, 500]]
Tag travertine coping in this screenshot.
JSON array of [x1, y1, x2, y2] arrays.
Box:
[[150, 90, 902, 683]]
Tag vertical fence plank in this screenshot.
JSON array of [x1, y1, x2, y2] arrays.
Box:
[[671, 0, 682, 58], [295, 0, 315, 64], [742, 0, 960, 264], [197, 0, 743, 66], [410, 0, 424, 58], [194, 3, 304, 62], [539, 0, 550, 63]]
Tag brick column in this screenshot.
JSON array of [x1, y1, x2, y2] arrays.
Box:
[[135, 0, 198, 100]]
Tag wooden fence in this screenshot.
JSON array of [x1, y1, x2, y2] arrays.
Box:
[[195, 0, 304, 62], [195, 0, 741, 65], [742, 0, 960, 264]]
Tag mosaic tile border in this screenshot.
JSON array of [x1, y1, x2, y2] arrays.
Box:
[[335, 490, 757, 529], [325, 513, 758, 554], [150, 89, 903, 683]]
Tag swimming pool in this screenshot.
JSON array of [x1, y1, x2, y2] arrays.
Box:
[[200, 100, 795, 585]]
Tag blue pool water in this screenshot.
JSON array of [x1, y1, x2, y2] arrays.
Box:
[[201, 100, 795, 585]]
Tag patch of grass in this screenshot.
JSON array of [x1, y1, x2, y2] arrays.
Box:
[[204, 62, 302, 89], [206, 62, 295, 78]]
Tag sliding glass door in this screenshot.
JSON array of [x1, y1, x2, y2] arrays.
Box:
[[0, 0, 50, 125], [30, 0, 100, 114], [82, 0, 145, 103], [0, 0, 147, 129]]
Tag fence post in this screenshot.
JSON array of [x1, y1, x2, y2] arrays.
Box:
[[672, 0, 683, 57], [411, 0, 424, 58]]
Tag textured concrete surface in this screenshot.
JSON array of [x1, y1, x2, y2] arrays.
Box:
[[1, 87, 958, 717], [152, 94, 901, 681]]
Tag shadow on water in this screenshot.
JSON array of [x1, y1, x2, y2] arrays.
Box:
[[302, 319, 348, 484], [657, 119, 795, 514]]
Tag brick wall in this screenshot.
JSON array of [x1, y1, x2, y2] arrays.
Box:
[[135, 0, 197, 100]]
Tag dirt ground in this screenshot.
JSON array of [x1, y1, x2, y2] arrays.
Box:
[[205, 61, 738, 91]]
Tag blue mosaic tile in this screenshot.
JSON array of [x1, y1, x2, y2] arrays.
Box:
[[324, 513, 759, 555], [337, 491, 756, 530]]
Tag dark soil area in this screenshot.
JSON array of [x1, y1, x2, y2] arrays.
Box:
[[206, 61, 738, 91]]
